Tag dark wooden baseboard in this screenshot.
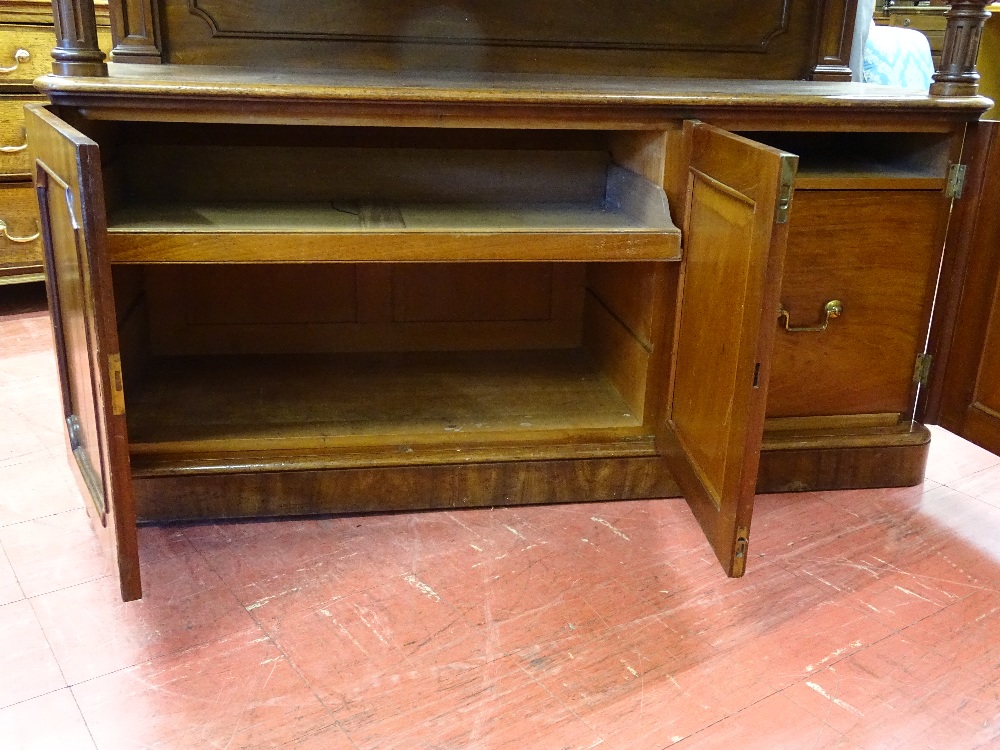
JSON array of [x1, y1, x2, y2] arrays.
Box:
[[133, 424, 935, 521], [757, 424, 930, 493], [134, 455, 681, 523]]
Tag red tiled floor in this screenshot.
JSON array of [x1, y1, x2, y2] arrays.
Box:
[[0, 455, 84, 527], [2, 285, 1000, 749], [924, 424, 1000, 486], [0, 509, 112, 598], [948, 462, 1000, 509], [0, 599, 67, 709], [678, 690, 862, 749], [331, 655, 604, 750], [32, 527, 260, 685], [0, 544, 23, 606], [0, 688, 96, 750], [72, 631, 349, 750]]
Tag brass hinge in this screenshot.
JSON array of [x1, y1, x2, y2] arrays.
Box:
[[913, 353, 933, 387], [946, 164, 967, 199], [775, 156, 796, 224], [108, 354, 125, 416], [732, 526, 750, 577]]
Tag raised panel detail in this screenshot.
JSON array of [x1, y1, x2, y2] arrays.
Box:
[[187, 0, 793, 52]]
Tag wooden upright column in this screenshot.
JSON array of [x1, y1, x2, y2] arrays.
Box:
[[50, 0, 107, 77], [931, 0, 991, 96], [811, 0, 860, 81]]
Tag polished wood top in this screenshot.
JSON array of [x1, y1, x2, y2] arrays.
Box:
[[36, 64, 992, 125]]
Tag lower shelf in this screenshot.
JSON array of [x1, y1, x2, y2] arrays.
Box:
[[127, 348, 656, 475]]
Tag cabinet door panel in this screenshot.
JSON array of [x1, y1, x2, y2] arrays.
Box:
[[925, 121, 1000, 456], [25, 104, 141, 601], [660, 121, 795, 577]]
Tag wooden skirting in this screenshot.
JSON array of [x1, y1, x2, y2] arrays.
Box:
[[757, 424, 931, 493], [133, 455, 680, 523], [132, 424, 932, 523]]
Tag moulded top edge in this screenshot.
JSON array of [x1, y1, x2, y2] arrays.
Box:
[[33, 64, 994, 116]]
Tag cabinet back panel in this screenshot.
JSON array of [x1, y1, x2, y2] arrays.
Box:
[[121, 146, 611, 205], [391, 265, 557, 323], [138, 262, 586, 355]]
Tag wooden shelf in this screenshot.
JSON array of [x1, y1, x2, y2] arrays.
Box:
[[107, 199, 681, 263], [126, 349, 656, 475], [794, 164, 947, 190]]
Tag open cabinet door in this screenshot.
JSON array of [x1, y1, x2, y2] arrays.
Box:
[[25, 105, 141, 601], [923, 121, 1000, 456], [660, 121, 796, 577]]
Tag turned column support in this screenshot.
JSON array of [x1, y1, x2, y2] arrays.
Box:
[[50, 0, 107, 77], [931, 0, 990, 97]]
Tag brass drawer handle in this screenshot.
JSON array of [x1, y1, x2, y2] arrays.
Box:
[[0, 219, 40, 243], [0, 48, 30, 74], [0, 131, 27, 153], [778, 299, 843, 333]]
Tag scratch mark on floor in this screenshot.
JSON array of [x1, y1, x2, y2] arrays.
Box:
[[591, 517, 630, 541], [332, 617, 369, 655], [505, 525, 527, 540], [353, 604, 391, 646], [893, 585, 935, 604], [975, 606, 999, 622], [447, 512, 479, 536], [805, 641, 862, 672], [403, 573, 442, 602], [801, 569, 844, 592], [806, 681, 864, 717], [245, 587, 301, 611]]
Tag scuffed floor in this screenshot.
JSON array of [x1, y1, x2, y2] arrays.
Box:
[[2, 282, 999, 750]]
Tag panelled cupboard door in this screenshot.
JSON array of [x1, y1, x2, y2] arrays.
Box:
[[924, 121, 1000, 456], [24, 105, 141, 601], [660, 121, 796, 577]]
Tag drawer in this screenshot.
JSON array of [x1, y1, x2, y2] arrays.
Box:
[[0, 96, 43, 179], [888, 13, 948, 32], [888, 12, 948, 54], [0, 182, 42, 267], [0, 25, 55, 86], [766, 190, 947, 419]]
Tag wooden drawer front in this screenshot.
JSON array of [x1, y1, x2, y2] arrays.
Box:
[[0, 97, 42, 179], [0, 25, 54, 86], [888, 12, 947, 54], [766, 190, 946, 418], [0, 183, 42, 266]]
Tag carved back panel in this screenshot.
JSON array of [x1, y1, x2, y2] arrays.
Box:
[[109, 0, 858, 80]]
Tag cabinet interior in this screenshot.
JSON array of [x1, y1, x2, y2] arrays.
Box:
[[743, 130, 952, 189], [113, 259, 675, 476], [88, 121, 680, 263], [69, 117, 681, 475]]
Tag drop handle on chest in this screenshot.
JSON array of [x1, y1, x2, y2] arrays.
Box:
[[777, 299, 843, 333]]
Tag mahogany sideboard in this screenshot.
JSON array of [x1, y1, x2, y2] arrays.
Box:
[[28, 0, 1000, 600]]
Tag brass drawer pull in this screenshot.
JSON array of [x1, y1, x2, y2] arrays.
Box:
[[0, 219, 40, 243], [0, 48, 30, 74], [0, 135, 27, 153], [778, 299, 843, 333]]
